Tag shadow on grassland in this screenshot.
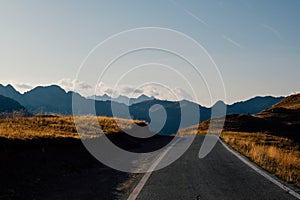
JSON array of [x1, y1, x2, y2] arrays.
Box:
[[0, 133, 173, 200]]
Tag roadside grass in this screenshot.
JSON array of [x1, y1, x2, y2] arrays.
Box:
[[221, 131, 300, 188], [177, 121, 211, 135], [178, 122, 300, 188], [0, 116, 146, 140]]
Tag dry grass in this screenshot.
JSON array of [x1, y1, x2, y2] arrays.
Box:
[[0, 116, 146, 140], [268, 93, 300, 110], [177, 125, 206, 135], [178, 121, 210, 135], [178, 118, 226, 136], [221, 131, 300, 188]]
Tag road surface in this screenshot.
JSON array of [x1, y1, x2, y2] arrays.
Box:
[[128, 135, 299, 200]]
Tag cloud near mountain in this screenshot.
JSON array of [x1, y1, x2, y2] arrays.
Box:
[[57, 79, 94, 96], [15, 83, 33, 90], [56, 78, 193, 102]]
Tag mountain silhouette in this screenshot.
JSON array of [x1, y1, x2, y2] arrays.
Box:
[[88, 94, 154, 105], [0, 84, 284, 134], [0, 95, 30, 117], [130, 99, 211, 134], [227, 96, 284, 114], [0, 84, 22, 102], [193, 93, 300, 142], [0, 95, 25, 113]]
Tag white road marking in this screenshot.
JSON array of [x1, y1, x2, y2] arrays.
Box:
[[127, 137, 182, 200], [219, 137, 300, 200], [128, 135, 300, 200]]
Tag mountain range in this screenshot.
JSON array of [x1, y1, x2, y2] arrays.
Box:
[[0, 84, 284, 134], [88, 94, 154, 105], [0, 95, 25, 113], [190, 93, 300, 142], [0, 95, 31, 117]]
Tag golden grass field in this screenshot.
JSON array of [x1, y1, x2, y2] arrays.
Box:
[[0, 116, 146, 140], [221, 131, 300, 188]]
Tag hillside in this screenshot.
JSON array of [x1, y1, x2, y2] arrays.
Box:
[[0, 95, 24, 112], [0, 95, 30, 117], [0, 116, 147, 140], [0, 84, 22, 102], [195, 93, 300, 141], [266, 93, 300, 110], [227, 96, 284, 114], [258, 93, 300, 122]]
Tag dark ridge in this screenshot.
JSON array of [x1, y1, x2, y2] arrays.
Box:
[[0, 95, 31, 117]]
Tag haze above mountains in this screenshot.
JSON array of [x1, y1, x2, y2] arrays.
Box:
[[0, 84, 284, 134]]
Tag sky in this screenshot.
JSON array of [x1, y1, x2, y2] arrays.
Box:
[[1, 0, 300, 106]]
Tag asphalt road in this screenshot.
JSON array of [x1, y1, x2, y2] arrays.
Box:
[[130, 135, 299, 200]]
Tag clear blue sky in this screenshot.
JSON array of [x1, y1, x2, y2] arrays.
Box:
[[1, 0, 300, 106]]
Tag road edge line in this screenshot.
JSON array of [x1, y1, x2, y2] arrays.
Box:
[[127, 137, 182, 200], [219, 137, 300, 200]]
